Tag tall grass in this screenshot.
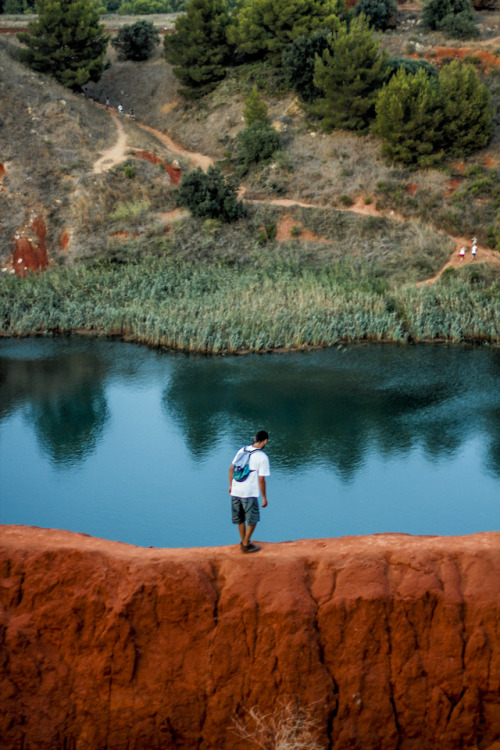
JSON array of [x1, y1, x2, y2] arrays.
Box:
[[1, 255, 498, 352]]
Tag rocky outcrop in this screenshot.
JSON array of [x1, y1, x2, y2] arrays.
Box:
[[0, 526, 499, 749]]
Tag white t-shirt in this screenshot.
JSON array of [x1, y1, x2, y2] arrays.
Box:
[[231, 446, 270, 498]]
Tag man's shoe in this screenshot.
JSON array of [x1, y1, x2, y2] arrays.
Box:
[[241, 542, 260, 553]]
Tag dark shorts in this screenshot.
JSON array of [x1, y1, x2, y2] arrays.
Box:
[[231, 496, 260, 526]]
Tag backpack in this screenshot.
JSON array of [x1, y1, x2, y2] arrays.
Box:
[[233, 447, 261, 482]]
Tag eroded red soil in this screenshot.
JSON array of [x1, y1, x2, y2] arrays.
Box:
[[134, 149, 182, 184], [12, 216, 49, 276]]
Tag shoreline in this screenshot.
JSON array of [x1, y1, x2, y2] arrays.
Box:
[[1, 327, 499, 353]]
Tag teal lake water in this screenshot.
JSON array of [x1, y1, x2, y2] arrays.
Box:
[[1, 339, 499, 547]]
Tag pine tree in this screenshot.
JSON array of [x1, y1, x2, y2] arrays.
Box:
[[373, 68, 443, 167], [243, 86, 269, 126], [228, 0, 342, 66], [438, 61, 492, 158], [313, 15, 389, 132], [17, 0, 108, 90], [111, 20, 160, 61], [164, 0, 231, 95]]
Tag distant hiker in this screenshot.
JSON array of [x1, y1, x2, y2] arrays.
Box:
[[130, 109, 135, 119], [118, 104, 123, 115], [229, 430, 270, 553], [106, 96, 110, 110], [460, 246, 465, 261], [83, 87, 88, 99], [472, 242, 478, 260]]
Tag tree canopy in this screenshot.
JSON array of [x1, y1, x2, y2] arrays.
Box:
[[164, 0, 231, 94], [111, 20, 160, 60], [373, 61, 492, 166], [313, 14, 389, 132], [17, 0, 108, 89], [422, 0, 478, 38], [228, 0, 342, 66], [373, 68, 443, 167], [438, 60, 492, 158], [282, 28, 333, 102]]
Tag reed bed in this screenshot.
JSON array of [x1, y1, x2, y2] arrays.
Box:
[[1, 256, 498, 352]]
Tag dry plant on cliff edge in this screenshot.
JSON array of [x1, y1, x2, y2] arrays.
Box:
[[233, 702, 326, 750]]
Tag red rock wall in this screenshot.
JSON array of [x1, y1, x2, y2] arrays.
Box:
[[0, 527, 499, 750]]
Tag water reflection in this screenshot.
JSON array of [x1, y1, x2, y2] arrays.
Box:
[[1, 340, 499, 545], [163, 346, 500, 481], [0, 347, 109, 466]]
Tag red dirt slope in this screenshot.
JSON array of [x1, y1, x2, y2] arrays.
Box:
[[0, 526, 499, 749]]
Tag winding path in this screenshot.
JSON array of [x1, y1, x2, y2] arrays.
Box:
[[93, 110, 128, 174], [92, 106, 500, 283]]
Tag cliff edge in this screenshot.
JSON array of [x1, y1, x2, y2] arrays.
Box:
[[1, 526, 499, 749]]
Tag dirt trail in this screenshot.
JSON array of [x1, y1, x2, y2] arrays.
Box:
[[136, 122, 214, 170], [419, 236, 500, 284], [92, 106, 213, 173], [92, 108, 500, 284], [93, 110, 127, 174]]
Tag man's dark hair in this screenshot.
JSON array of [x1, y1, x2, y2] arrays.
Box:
[[255, 430, 269, 443]]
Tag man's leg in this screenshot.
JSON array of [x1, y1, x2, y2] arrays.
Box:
[[242, 524, 256, 546], [238, 522, 246, 543]]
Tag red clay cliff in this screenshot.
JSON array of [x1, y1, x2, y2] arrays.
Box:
[[0, 526, 499, 749]]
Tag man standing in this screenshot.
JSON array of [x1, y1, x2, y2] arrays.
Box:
[[229, 430, 270, 553]]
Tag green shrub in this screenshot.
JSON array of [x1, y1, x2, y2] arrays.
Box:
[[111, 21, 160, 61], [388, 56, 438, 79], [236, 121, 281, 174], [282, 28, 333, 103], [176, 166, 245, 222], [109, 200, 150, 222], [354, 0, 397, 30], [422, 0, 478, 38], [439, 11, 480, 39], [339, 194, 354, 206], [123, 166, 136, 179]]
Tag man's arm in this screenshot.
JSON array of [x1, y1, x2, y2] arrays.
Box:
[[229, 464, 234, 495], [259, 476, 268, 507]]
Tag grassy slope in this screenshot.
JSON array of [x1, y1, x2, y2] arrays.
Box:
[[1, 11, 500, 350]]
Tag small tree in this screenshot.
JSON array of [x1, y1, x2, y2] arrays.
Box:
[[438, 60, 492, 158], [164, 0, 231, 95], [17, 0, 108, 89], [236, 121, 281, 174], [243, 85, 269, 126], [282, 28, 333, 102], [354, 0, 397, 30], [111, 21, 160, 61], [313, 14, 389, 132], [176, 166, 245, 221], [373, 68, 444, 167], [228, 0, 342, 66]]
